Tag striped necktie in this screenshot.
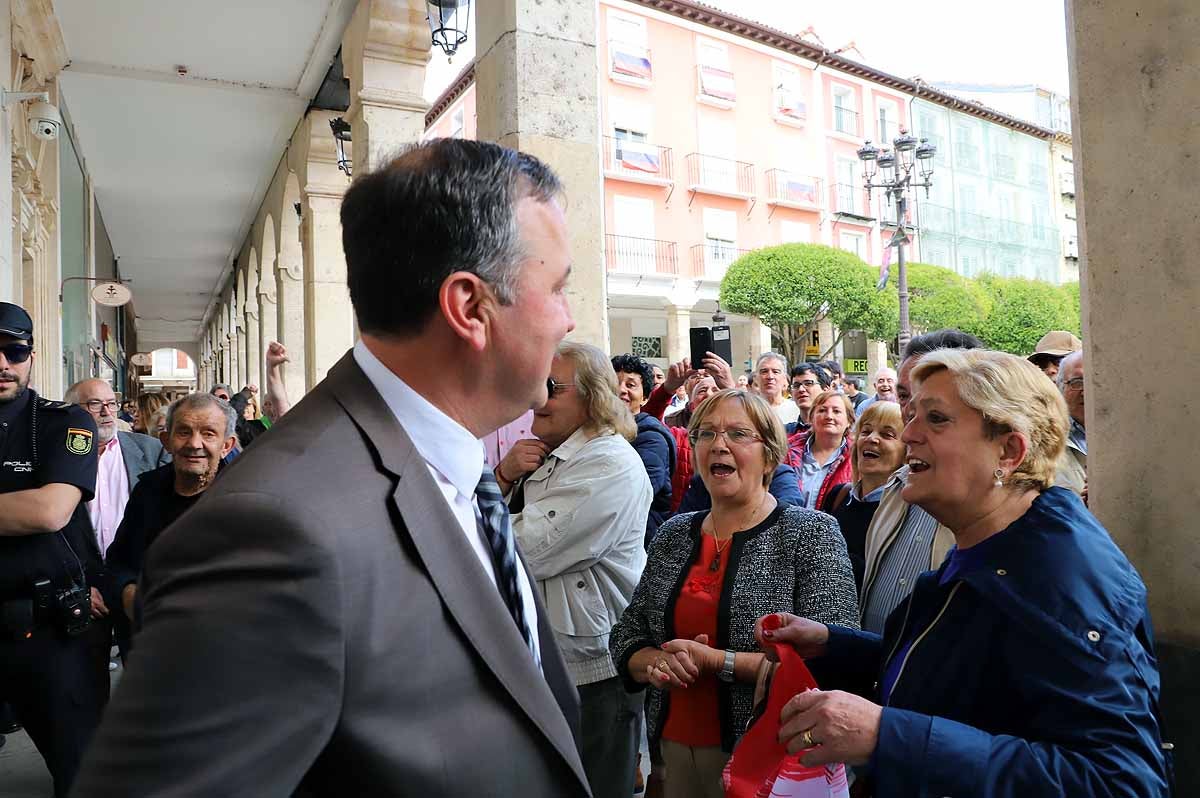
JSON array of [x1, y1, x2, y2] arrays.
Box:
[[475, 467, 540, 668]]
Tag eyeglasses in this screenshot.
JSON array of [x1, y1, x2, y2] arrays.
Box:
[[1064, 377, 1084, 390], [791, 379, 819, 389], [689, 427, 763, 447], [83, 399, 120, 413], [546, 377, 575, 397], [0, 343, 32, 364]]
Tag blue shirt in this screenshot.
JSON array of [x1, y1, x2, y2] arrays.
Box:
[[1068, 418, 1087, 456], [798, 437, 846, 510]]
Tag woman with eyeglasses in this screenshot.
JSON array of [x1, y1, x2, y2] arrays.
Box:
[[610, 388, 858, 798]]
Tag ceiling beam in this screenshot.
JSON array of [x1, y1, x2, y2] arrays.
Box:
[[63, 60, 304, 104]]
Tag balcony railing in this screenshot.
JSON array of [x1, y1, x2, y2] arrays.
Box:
[[833, 105, 859, 136], [603, 137, 673, 184], [957, 209, 990, 241], [697, 64, 736, 104], [686, 153, 755, 197], [766, 170, 821, 208], [609, 40, 652, 83], [833, 182, 870, 218], [689, 243, 751, 279], [605, 234, 678, 275]]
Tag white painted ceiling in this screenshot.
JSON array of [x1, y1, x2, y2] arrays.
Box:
[[56, 0, 358, 348]]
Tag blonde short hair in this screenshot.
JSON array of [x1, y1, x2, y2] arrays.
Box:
[[910, 349, 1068, 492], [810, 390, 856, 441], [687, 388, 788, 486], [556, 341, 638, 442], [850, 401, 903, 484]]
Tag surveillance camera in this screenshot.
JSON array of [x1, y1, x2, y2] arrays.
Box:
[[29, 101, 59, 141]]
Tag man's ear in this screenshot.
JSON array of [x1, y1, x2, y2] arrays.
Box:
[[438, 272, 494, 353], [159, 431, 169, 449], [221, 436, 237, 457]]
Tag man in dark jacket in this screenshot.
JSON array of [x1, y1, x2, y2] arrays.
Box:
[[105, 393, 236, 644], [612, 354, 675, 545], [66, 378, 169, 702]]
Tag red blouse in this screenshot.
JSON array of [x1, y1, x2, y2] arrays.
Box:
[[661, 533, 730, 747]]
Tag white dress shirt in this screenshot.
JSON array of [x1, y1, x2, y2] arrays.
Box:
[[353, 340, 541, 663]]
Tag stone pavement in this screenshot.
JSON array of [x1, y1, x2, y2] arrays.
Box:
[[0, 728, 54, 798]]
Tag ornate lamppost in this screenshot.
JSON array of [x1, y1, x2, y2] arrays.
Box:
[[857, 133, 936, 353]]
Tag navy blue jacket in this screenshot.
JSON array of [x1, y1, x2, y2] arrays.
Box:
[[807, 488, 1169, 797], [675, 463, 804, 515], [632, 412, 676, 544]]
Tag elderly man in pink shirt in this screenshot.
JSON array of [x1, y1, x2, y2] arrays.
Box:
[[65, 379, 166, 701]]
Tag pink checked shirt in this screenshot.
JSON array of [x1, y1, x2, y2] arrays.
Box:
[[480, 411, 535, 468], [87, 435, 130, 557]]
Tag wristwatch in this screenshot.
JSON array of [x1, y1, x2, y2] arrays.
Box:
[[718, 649, 736, 683]]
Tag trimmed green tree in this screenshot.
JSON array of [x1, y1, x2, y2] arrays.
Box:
[[974, 274, 1078, 355], [720, 243, 898, 365], [883, 261, 992, 339]]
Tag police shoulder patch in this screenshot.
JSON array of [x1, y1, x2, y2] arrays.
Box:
[[66, 427, 93, 455]]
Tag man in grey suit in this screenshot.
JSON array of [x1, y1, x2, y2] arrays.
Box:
[[73, 139, 590, 796]]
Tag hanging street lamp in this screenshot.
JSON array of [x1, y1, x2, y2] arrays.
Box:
[[857, 130, 937, 354], [426, 0, 472, 61], [329, 117, 352, 177]]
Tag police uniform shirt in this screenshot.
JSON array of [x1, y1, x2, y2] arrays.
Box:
[[0, 388, 99, 596]]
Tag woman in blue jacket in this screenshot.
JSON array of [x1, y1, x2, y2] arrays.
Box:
[[757, 348, 1169, 797]]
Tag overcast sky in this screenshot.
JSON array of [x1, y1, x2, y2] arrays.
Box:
[[708, 0, 1072, 95], [423, 1, 1072, 100]]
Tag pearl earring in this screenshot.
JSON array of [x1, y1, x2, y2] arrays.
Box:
[[993, 468, 1004, 488]]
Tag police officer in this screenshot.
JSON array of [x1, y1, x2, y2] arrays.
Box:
[[0, 302, 102, 798]]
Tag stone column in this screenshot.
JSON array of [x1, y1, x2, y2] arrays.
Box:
[[475, 0, 607, 349], [665, 304, 693, 364], [866, 340, 889, 380], [275, 258, 306, 395], [816, 317, 836, 361], [341, 0, 430, 168], [243, 269, 261, 390], [1069, 0, 1200, 788], [258, 273, 278, 388], [303, 188, 353, 387]]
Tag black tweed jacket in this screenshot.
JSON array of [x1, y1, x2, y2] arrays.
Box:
[[610, 504, 859, 752]]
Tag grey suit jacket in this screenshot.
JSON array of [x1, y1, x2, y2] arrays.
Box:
[[73, 353, 591, 797], [117, 430, 168, 488]]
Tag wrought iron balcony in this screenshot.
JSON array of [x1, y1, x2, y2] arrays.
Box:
[[602, 137, 673, 186], [766, 170, 821, 209], [685, 153, 755, 198], [833, 106, 859, 136], [604, 235, 679, 276], [688, 243, 751, 280]]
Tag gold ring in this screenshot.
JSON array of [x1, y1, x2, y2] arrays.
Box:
[[654, 659, 670, 672], [802, 729, 816, 748]]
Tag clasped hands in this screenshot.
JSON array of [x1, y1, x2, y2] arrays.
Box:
[[644, 634, 723, 689]]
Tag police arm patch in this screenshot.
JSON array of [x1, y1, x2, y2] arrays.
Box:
[[66, 427, 93, 455]]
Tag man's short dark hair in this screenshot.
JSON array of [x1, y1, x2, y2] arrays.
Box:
[[790, 362, 831, 388], [340, 138, 564, 338], [902, 329, 984, 362], [611, 353, 654, 398], [819, 360, 843, 379]]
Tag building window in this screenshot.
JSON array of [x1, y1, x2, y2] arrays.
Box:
[[608, 12, 651, 85], [610, 195, 658, 273], [835, 158, 858, 214], [450, 107, 465, 139], [773, 63, 806, 122], [632, 335, 664, 359], [839, 231, 865, 258], [954, 124, 979, 170], [961, 252, 982, 276], [702, 207, 738, 278], [878, 105, 892, 143], [833, 87, 857, 135]]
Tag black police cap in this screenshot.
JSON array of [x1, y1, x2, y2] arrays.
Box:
[[0, 302, 33, 343]]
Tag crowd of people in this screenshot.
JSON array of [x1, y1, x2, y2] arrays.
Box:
[[0, 138, 1169, 798]]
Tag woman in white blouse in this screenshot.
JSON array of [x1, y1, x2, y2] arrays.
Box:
[[496, 341, 652, 798]]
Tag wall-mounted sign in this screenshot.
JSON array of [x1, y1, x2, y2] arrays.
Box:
[[843, 358, 869, 374], [91, 282, 132, 307], [129, 352, 153, 368]]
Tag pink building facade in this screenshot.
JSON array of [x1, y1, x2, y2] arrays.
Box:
[[425, 1, 1009, 376]]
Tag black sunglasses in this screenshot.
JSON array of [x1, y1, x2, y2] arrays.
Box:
[[0, 344, 32, 364], [546, 377, 574, 396]]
